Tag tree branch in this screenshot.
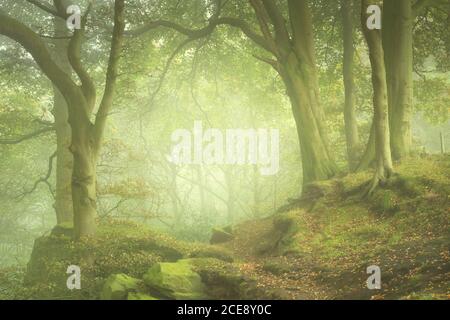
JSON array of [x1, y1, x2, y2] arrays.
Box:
[[0, 11, 86, 117], [261, 0, 291, 47], [17, 151, 57, 199], [128, 17, 275, 55], [67, 2, 97, 112], [93, 0, 125, 153], [249, 0, 278, 54], [0, 126, 55, 145]]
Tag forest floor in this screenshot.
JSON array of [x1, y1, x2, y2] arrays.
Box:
[[0, 155, 449, 300], [222, 155, 450, 300]]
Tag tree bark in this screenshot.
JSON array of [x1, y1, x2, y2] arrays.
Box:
[[383, 0, 413, 160], [52, 8, 74, 225], [341, 0, 360, 171], [71, 121, 98, 237], [282, 1, 337, 186], [361, 0, 394, 194], [280, 56, 337, 186]]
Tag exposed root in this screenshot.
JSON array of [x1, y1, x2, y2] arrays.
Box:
[[362, 168, 395, 198]]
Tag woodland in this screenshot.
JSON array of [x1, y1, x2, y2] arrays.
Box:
[[0, 0, 449, 300]]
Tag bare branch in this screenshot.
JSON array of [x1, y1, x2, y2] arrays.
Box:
[[17, 151, 57, 199], [0, 126, 54, 145]]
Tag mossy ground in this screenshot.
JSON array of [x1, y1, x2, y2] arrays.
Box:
[[0, 156, 448, 300], [224, 155, 450, 300], [0, 220, 238, 300]]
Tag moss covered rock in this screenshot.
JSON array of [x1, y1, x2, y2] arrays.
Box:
[[23, 220, 188, 299], [188, 245, 234, 262], [100, 274, 141, 300], [143, 259, 208, 300], [210, 227, 234, 244], [127, 292, 158, 300]]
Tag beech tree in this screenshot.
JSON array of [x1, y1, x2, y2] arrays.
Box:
[[51, 2, 74, 224], [341, 0, 360, 171], [0, 0, 125, 238], [130, 0, 337, 188], [361, 0, 394, 194], [383, 0, 414, 160]]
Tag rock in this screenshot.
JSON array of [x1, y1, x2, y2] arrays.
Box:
[[100, 274, 141, 300], [210, 227, 234, 244], [143, 259, 208, 300], [50, 222, 73, 238], [189, 245, 234, 262], [127, 292, 158, 300]]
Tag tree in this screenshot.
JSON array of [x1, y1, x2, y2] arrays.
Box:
[[361, 0, 394, 195], [341, 0, 360, 171], [130, 0, 337, 188], [383, 0, 413, 160], [51, 3, 74, 224], [0, 0, 126, 238]]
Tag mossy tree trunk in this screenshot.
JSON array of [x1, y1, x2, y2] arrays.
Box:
[[52, 8, 74, 225], [0, 0, 125, 238], [361, 0, 394, 194], [383, 0, 413, 160], [341, 0, 360, 171], [274, 0, 337, 186]]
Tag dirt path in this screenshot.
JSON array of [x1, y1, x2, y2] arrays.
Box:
[[222, 218, 331, 300]]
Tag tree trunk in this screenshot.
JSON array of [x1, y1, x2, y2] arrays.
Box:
[[383, 0, 413, 160], [280, 53, 337, 187], [341, 0, 360, 171], [224, 167, 235, 224], [52, 12, 73, 225], [361, 0, 394, 194], [356, 122, 375, 171], [71, 122, 97, 238], [282, 0, 337, 188], [53, 90, 74, 224]]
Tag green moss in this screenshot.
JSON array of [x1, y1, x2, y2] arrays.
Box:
[[100, 274, 141, 300], [23, 220, 187, 299], [143, 259, 208, 300]]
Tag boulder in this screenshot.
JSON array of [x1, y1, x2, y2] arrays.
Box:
[[100, 274, 141, 300], [143, 259, 208, 300], [210, 227, 234, 244]]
